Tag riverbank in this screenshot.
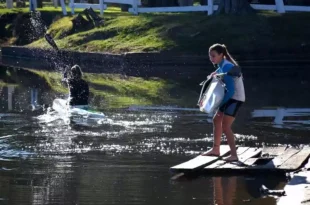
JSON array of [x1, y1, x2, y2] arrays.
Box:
[[31, 69, 198, 108], [1, 7, 310, 55], [0, 65, 198, 108]]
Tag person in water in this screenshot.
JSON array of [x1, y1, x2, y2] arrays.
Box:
[[63, 64, 89, 107], [202, 43, 245, 162]]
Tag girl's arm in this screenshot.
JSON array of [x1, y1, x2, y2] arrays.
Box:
[[219, 75, 235, 107], [218, 64, 235, 107]]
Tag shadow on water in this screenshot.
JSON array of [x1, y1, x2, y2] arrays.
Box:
[[0, 63, 310, 205]]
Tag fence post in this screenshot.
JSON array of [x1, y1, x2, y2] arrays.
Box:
[[207, 0, 213, 15], [60, 0, 67, 15], [99, 0, 104, 15], [30, 88, 38, 110], [29, 0, 36, 11], [132, 0, 138, 15], [274, 107, 285, 124], [53, 0, 58, 7], [6, 0, 13, 9], [275, 0, 285, 13], [33, 0, 38, 9], [70, 0, 75, 14], [7, 86, 15, 111]]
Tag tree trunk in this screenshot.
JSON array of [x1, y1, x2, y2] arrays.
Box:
[[216, 0, 254, 14], [145, 0, 179, 6]]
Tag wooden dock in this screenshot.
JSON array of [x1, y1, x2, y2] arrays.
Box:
[[170, 145, 310, 175]]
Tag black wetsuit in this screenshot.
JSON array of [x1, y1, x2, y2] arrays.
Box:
[[63, 68, 89, 106], [67, 78, 89, 106]]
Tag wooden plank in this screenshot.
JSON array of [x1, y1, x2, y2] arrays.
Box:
[[243, 157, 259, 166], [278, 147, 310, 170], [205, 159, 226, 169], [71, 3, 107, 9], [261, 146, 287, 158], [241, 146, 286, 167], [254, 147, 300, 169], [239, 148, 262, 162], [170, 145, 230, 172], [251, 4, 277, 10], [215, 147, 262, 169], [204, 147, 250, 169], [277, 171, 310, 205], [285, 6, 310, 12], [129, 6, 211, 13]]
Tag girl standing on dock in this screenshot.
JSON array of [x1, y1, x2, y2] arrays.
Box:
[[202, 44, 245, 162]]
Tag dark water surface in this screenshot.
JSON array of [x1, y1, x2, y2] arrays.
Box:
[[0, 67, 310, 205]]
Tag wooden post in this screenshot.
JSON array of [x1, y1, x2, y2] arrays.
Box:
[[30, 88, 38, 110], [6, 0, 13, 9], [274, 107, 285, 124], [99, 0, 104, 15], [34, 0, 38, 9], [70, 0, 75, 14], [60, 0, 67, 15], [275, 0, 285, 13], [7, 86, 15, 111], [53, 0, 58, 7], [29, 0, 34, 11], [132, 0, 138, 15], [29, 0, 38, 10], [207, 0, 213, 15]]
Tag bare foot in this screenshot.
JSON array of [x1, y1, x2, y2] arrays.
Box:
[[223, 155, 239, 162], [201, 148, 220, 156]]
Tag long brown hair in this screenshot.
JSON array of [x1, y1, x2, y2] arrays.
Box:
[[70, 64, 83, 79], [209, 43, 238, 66]]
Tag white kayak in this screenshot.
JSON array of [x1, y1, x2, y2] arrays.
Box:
[[197, 76, 225, 114], [52, 98, 105, 120]]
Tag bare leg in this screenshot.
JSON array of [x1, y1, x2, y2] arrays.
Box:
[[222, 115, 238, 161], [201, 111, 224, 156]]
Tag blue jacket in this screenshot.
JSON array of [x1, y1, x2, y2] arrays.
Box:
[[215, 59, 235, 107]]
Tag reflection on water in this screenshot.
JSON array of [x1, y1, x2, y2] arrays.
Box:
[[251, 107, 310, 130], [0, 68, 310, 205]]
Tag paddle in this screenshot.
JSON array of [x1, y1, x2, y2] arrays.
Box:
[[44, 33, 59, 51], [29, 11, 70, 73]]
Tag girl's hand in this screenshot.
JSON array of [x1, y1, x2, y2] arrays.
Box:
[[210, 72, 217, 76], [207, 72, 216, 79]]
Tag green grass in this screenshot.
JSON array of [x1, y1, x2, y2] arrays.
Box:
[[30, 10, 310, 54], [28, 69, 67, 93], [1, 6, 310, 54], [27, 69, 198, 108], [0, 80, 18, 87]]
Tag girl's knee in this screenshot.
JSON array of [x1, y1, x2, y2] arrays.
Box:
[[213, 112, 223, 124]]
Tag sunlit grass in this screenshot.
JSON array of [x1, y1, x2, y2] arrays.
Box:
[[26, 9, 310, 54], [1, 5, 310, 54], [27, 69, 198, 108]]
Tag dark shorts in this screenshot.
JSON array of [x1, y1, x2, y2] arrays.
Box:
[[219, 99, 243, 117]]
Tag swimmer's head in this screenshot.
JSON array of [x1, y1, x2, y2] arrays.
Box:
[[70, 64, 83, 79]]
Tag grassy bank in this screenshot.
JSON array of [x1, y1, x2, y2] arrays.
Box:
[[28, 69, 198, 108], [28, 9, 310, 54], [1, 6, 310, 54]]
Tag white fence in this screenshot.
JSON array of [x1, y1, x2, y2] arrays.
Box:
[[128, 0, 310, 15], [7, 0, 310, 16], [68, 0, 141, 15], [65, 0, 310, 16], [251, 108, 310, 125]]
